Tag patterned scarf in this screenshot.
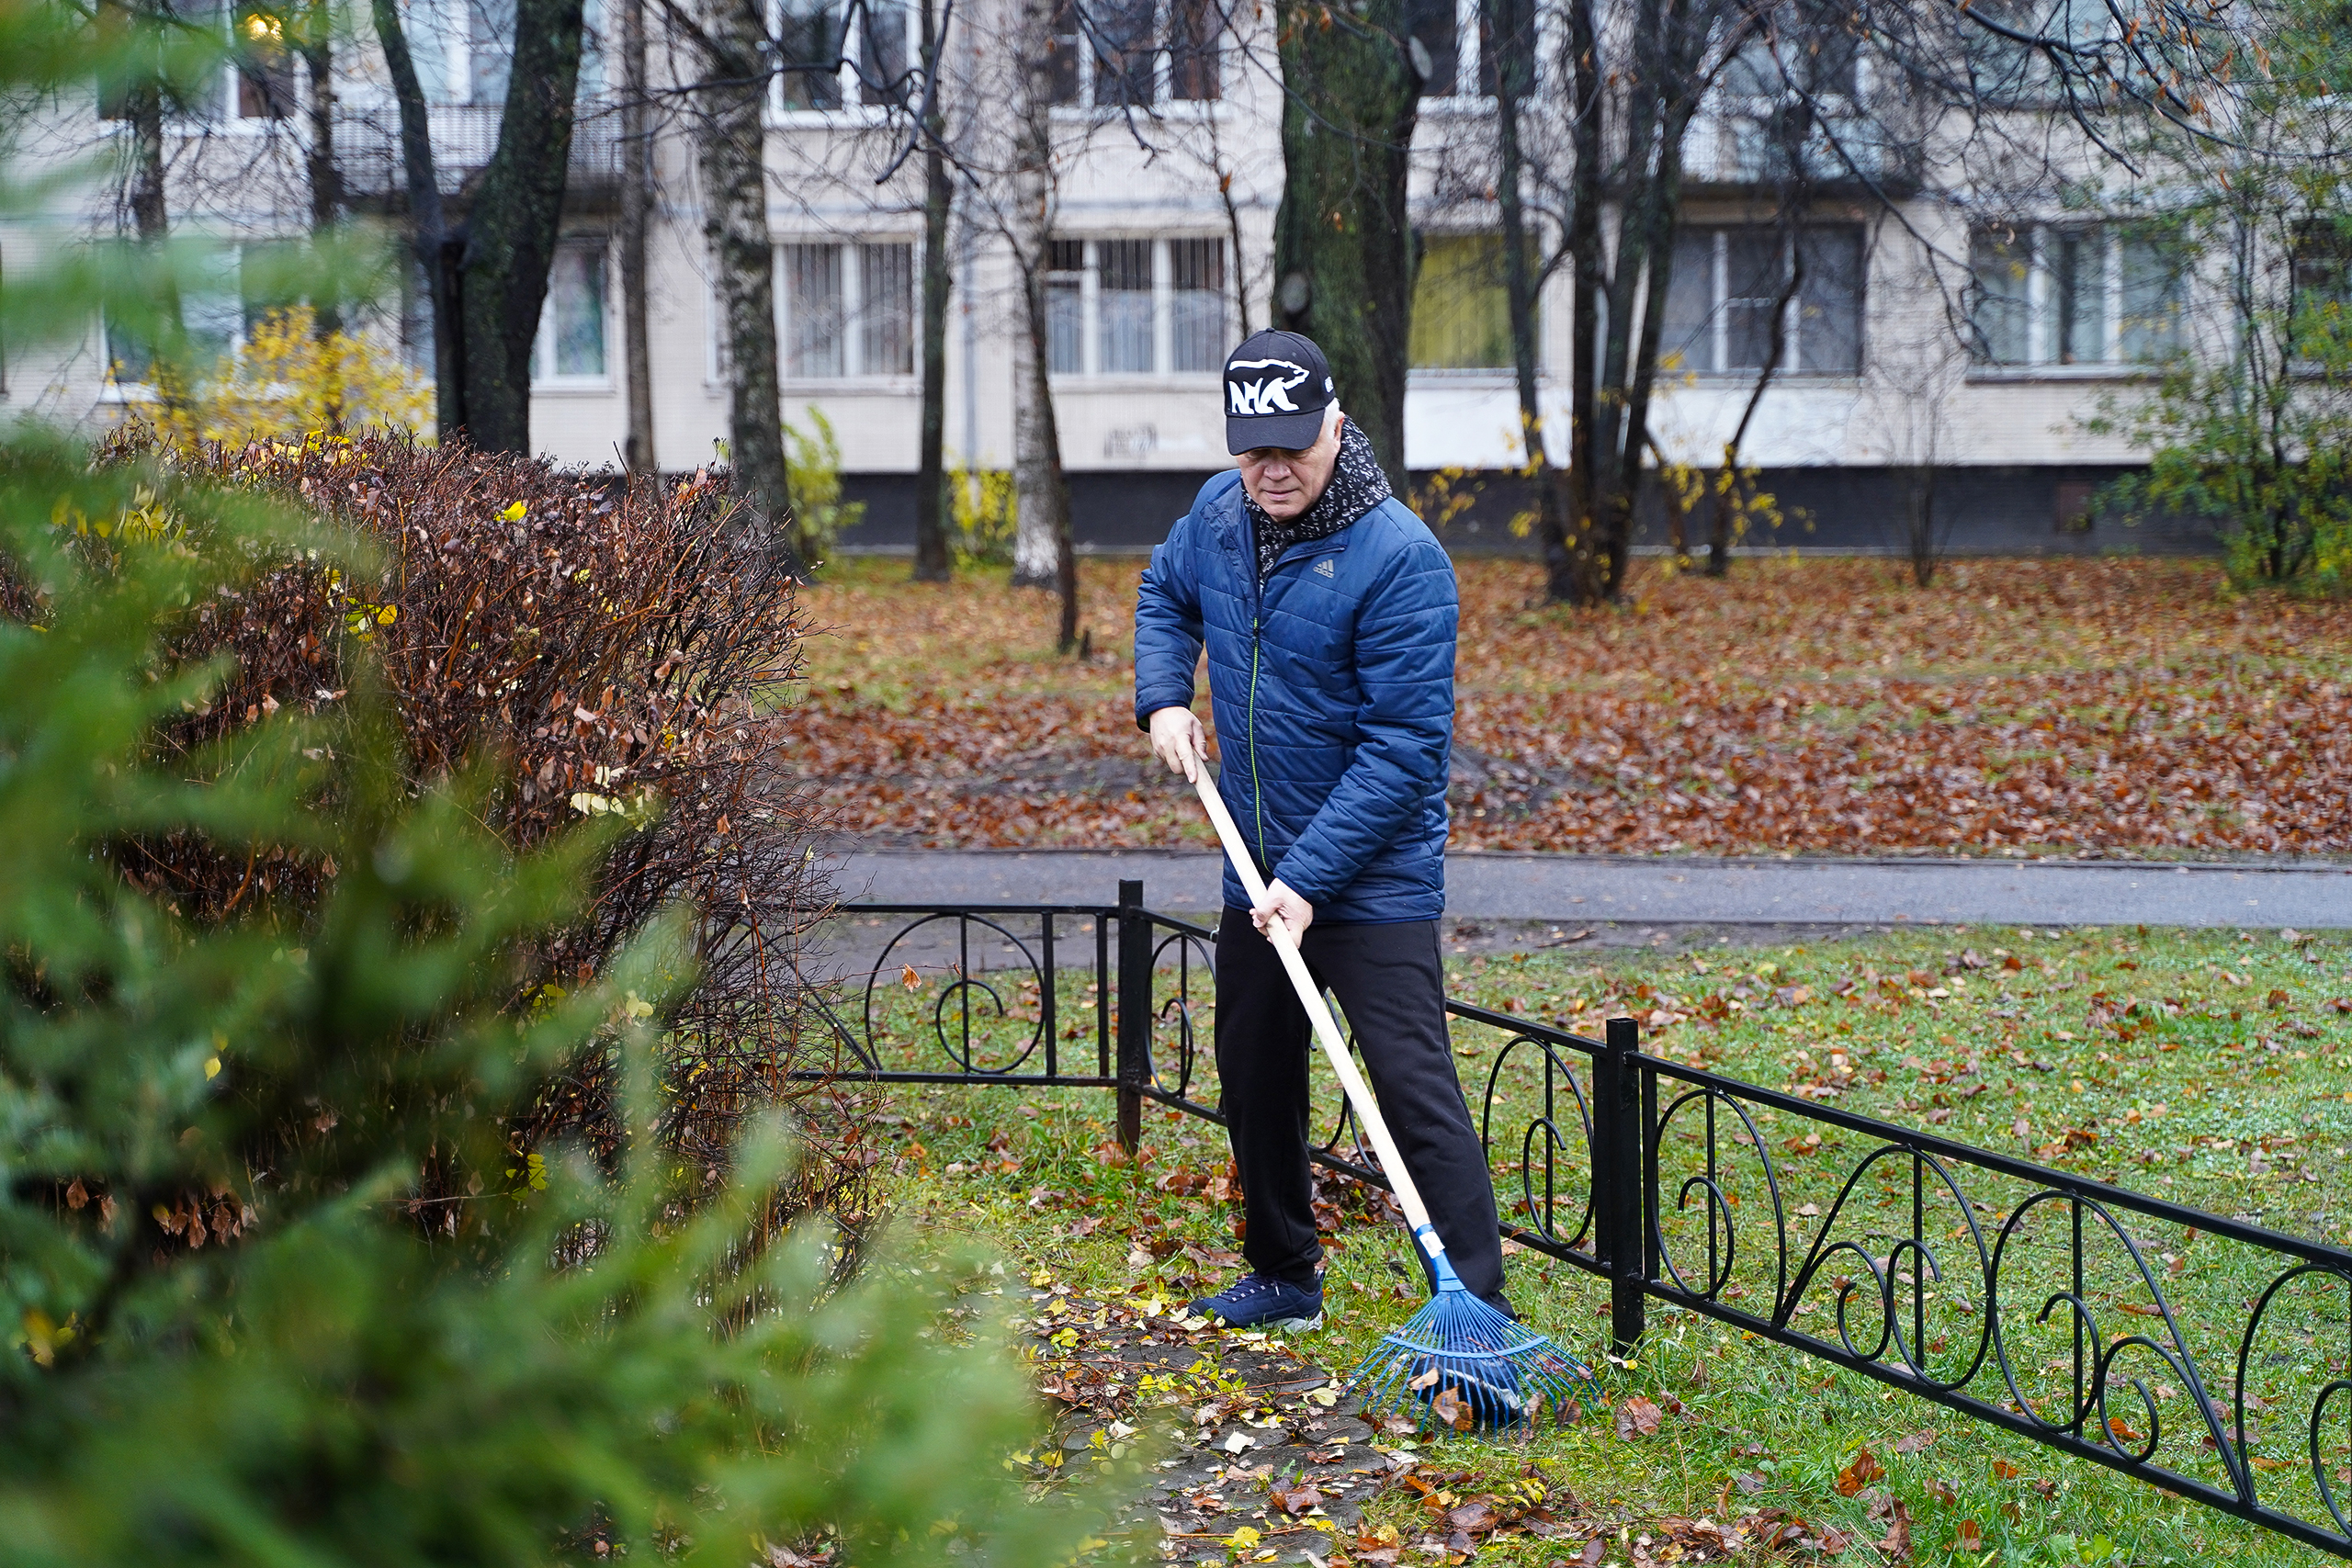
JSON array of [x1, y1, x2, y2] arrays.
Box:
[[1247, 417, 1393, 581]]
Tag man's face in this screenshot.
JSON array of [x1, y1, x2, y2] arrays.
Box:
[[1237, 405, 1344, 522]]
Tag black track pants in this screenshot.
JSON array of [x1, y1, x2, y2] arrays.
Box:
[[1212, 909, 1509, 1307]]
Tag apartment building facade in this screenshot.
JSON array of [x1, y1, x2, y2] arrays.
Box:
[[1, 0, 2217, 555]]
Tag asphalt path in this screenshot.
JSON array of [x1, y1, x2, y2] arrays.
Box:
[[832, 849, 2352, 929]]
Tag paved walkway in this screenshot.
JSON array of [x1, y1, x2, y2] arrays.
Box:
[[834, 849, 2352, 929]]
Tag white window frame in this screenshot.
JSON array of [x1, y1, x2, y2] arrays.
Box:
[[1046, 0, 1224, 115], [98, 239, 280, 399], [413, 0, 472, 103], [1966, 221, 2183, 376], [1668, 225, 1864, 379], [766, 0, 915, 122], [770, 238, 921, 383], [1042, 236, 1230, 380], [531, 235, 616, 389], [1411, 0, 1488, 107], [99, 0, 301, 134]]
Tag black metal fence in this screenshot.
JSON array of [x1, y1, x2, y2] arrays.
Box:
[[820, 884, 2352, 1559]]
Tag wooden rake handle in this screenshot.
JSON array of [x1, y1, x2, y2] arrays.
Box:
[[1190, 770, 1449, 1261]]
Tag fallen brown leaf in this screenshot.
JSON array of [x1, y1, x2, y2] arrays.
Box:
[[1835, 1446, 1883, 1496], [1430, 1385, 1475, 1432], [1616, 1394, 1664, 1438], [1445, 1500, 1497, 1534], [1877, 1498, 1913, 1561]]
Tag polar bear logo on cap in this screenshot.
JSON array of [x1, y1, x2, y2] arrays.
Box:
[[1227, 358, 1313, 415]]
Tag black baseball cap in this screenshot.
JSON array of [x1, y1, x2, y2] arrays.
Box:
[[1224, 329, 1336, 455]]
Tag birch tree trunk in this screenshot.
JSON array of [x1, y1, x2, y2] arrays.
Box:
[[1015, 267, 1077, 647], [697, 0, 803, 573], [1007, 0, 1072, 620]]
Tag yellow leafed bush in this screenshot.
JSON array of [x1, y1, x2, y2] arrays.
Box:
[[146, 305, 433, 448]]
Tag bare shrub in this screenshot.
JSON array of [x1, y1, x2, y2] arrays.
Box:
[[97, 431, 875, 1231]]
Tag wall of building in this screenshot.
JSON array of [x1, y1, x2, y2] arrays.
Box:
[[0, 0, 2225, 567]]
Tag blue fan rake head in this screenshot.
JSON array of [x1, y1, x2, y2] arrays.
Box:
[[1350, 1245, 1597, 1437]]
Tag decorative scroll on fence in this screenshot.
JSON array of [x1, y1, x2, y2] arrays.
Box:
[[1459, 1003, 2352, 1559], [819, 886, 2352, 1559]]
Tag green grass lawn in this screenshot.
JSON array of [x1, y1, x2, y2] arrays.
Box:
[[860, 923, 2352, 1566]]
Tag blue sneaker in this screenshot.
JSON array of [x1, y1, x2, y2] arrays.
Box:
[[1187, 1272, 1325, 1332]]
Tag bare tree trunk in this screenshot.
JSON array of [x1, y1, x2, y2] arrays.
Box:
[[1270, 0, 1419, 493], [124, 78, 167, 243], [1205, 111, 1251, 340], [302, 4, 343, 334], [1008, 0, 1072, 626], [1488, 0, 1569, 581], [372, 0, 459, 434], [910, 0, 954, 581], [110, 0, 178, 378], [457, 0, 586, 453], [1709, 243, 1801, 576], [697, 0, 804, 574], [618, 0, 656, 472], [1555, 0, 1604, 606], [1555, 0, 1706, 606], [1905, 466, 1940, 587]]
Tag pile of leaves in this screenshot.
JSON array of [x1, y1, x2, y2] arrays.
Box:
[[797, 558, 2352, 856], [58, 431, 868, 1231]]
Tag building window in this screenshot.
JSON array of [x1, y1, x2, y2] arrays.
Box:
[[1409, 234, 1515, 370], [1407, 0, 1495, 98], [532, 240, 609, 382], [1168, 237, 1227, 372], [105, 241, 296, 385], [394, 0, 469, 105], [463, 0, 605, 104], [1967, 223, 2185, 367], [1046, 0, 1220, 107], [1659, 224, 1865, 376], [1041, 237, 1229, 377], [777, 241, 916, 378], [1965, 0, 2110, 106], [468, 0, 514, 103], [97, 0, 296, 123], [773, 0, 910, 111], [2290, 224, 2352, 359], [1721, 0, 1859, 101]]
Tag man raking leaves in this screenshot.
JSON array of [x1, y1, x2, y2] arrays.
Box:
[[1134, 331, 1590, 1431]]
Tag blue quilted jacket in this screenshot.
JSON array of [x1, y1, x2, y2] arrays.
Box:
[[1133, 470, 1456, 923]]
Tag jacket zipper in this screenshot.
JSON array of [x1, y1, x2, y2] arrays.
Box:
[[1243, 537, 1345, 878], [1248, 615, 1266, 869]]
